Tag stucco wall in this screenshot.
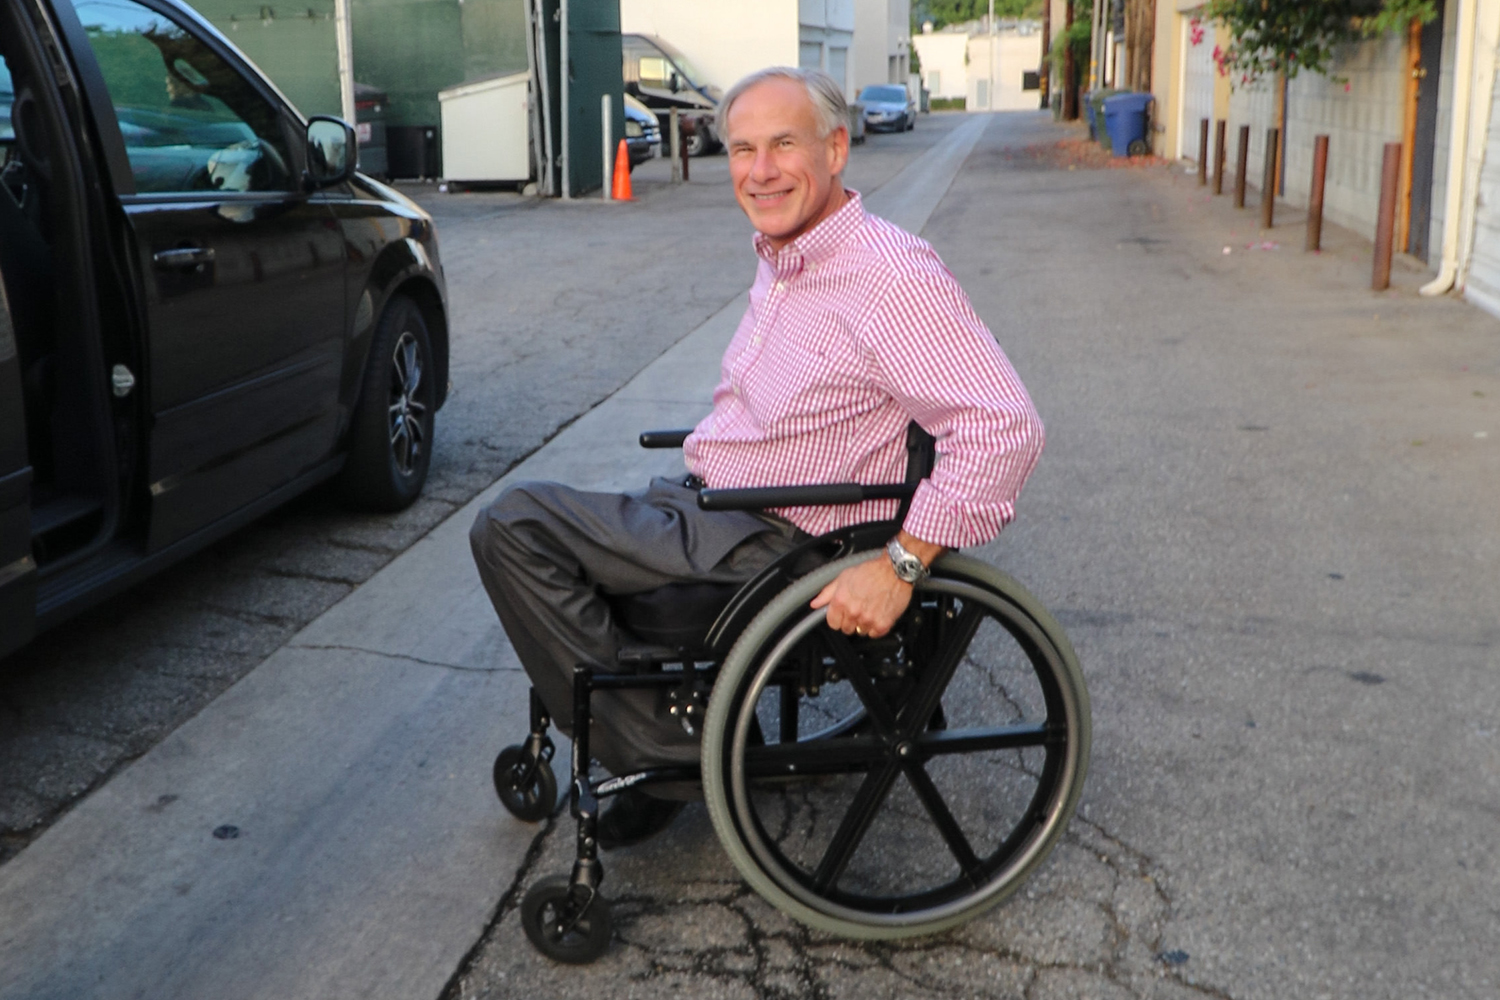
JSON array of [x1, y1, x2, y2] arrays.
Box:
[[912, 31, 968, 100], [621, 0, 800, 90], [853, 0, 910, 89], [1227, 32, 1411, 240], [967, 33, 1042, 111]]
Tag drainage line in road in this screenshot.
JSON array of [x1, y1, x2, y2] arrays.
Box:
[[437, 806, 562, 1000]]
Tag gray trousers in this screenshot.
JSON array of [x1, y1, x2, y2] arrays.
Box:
[[469, 477, 806, 776]]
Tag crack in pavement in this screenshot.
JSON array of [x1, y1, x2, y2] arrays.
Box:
[[287, 644, 519, 673]]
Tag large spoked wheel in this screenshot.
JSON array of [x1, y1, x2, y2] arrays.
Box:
[[339, 294, 436, 511], [493, 745, 558, 822], [521, 874, 614, 964], [702, 551, 1090, 940]]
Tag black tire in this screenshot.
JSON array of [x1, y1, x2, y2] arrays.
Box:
[[1127, 138, 1149, 157], [521, 874, 613, 964], [686, 128, 709, 157], [493, 745, 558, 822], [339, 294, 435, 511], [702, 551, 1090, 940]]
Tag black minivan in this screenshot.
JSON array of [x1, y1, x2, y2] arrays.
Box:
[[0, 0, 450, 658]]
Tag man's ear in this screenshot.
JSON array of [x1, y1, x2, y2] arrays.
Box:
[[827, 124, 850, 176]]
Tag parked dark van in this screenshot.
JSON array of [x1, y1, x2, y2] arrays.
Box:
[[0, 0, 449, 658]]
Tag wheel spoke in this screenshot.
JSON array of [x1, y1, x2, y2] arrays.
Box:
[[915, 723, 1051, 755], [901, 761, 982, 878], [401, 338, 422, 394], [900, 600, 983, 738], [824, 632, 899, 739], [744, 735, 887, 774], [811, 761, 902, 892]]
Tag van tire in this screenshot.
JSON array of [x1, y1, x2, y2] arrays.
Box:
[[340, 294, 435, 511]]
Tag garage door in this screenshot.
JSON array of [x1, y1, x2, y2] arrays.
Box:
[[1179, 12, 1216, 170], [1463, 83, 1500, 317]]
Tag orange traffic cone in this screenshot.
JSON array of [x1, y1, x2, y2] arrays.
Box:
[[611, 139, 633, 201]]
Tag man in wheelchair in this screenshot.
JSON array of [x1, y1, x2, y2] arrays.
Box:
[[470, 67, 1043, 853]]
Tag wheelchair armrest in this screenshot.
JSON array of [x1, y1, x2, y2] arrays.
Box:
[[639, 429, 692, 449], [698, 482, 914, 511]]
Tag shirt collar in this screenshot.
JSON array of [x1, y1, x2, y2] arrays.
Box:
[[753, 189, 865, 278]]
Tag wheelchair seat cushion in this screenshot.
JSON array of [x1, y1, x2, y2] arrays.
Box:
[[609, 581, 741, 650]]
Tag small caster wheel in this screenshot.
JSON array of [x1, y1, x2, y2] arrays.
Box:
[[520, 874, 613, 964], [493, 745, 557, 822], [1127, 139, 1150, 157]]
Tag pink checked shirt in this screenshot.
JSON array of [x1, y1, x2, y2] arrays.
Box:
[[684, 191, 1043, 548]]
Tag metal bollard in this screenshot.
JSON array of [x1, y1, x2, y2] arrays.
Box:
[[680, 117, 691, 182], [1198, 118, 1209, 186], [1213, 120, 1226, 196], [601, 93, 613, 201], [669, 107, 681, 183], [1307, 134, 1329, 252], [1234, 125, 1250, 209], [1261, 127, 1279, 229], [1373, 141, 1402, 290]]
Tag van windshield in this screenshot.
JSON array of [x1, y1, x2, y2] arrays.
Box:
[[648, 37, 705, 88], [859, 86, 908, 104]]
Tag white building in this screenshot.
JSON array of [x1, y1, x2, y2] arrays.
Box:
[[620, 0, 857, 97], [852, 0, 912, 90], [967, 27, 1042, 111], [912, 25, 967, 101], [914, 20, 1041, 109]]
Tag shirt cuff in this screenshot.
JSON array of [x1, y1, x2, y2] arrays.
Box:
[[901, 480, 1012, 549]]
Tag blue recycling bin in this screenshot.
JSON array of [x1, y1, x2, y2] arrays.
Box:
[[1103, 92, 1154, 157]]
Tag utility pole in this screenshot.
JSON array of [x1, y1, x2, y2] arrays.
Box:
[[334, 0, 354, 124], [988, 0, 995, 110], [1041, 0, 1051, 108]]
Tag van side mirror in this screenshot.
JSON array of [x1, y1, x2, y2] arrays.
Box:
[[306, 116, 357, 187], [624, 80, 641, 96], [669, 72, 681, 93]]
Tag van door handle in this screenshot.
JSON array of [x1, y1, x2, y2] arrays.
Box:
[[153, 246, 216, 269]]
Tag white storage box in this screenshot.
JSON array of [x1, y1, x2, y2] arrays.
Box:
[[438, 71, 530, 183]]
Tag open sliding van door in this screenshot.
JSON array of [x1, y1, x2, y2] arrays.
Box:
[[0, 273, 37, 658]]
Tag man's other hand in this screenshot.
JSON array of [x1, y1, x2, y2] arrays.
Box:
[[811, 532, 944, 638]]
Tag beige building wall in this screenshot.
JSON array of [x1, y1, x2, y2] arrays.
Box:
[[967, 32, 1043, 112], [853, 0, 911, 90], [912, 30, 968, 101], [620, 0, 801, 92]]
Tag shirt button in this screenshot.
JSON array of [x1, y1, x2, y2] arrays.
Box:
[[774, 281, 785, 291], [752, 335, 761, 346]]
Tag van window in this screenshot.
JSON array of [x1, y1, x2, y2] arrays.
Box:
[[69, 0, 292, 194], [638, 55, 671, 89], [0, 55, 14, 150]]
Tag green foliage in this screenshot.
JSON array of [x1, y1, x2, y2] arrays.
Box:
[[1044, 0, 1092, 71], [1361, 0, 1438, 37], [1204, 0, 1438, 85], [913, 0, 1044, 31]]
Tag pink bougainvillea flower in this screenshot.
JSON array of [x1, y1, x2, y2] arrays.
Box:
[[1344, 81, 1352, 92]]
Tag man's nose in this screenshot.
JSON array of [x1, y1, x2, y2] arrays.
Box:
[[749, 145, 779, 182]]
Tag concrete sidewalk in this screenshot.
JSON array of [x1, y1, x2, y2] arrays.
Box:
[[0, 117, 989, 1000]]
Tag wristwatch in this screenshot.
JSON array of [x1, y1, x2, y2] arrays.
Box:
[[886, 537, 930, 584]]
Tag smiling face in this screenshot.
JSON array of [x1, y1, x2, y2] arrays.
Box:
[[724, 77, 849, 251]]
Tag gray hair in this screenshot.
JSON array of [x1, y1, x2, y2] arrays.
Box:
[[717, 67, 849, 140]]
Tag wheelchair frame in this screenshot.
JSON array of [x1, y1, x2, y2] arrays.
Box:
[[494, 425, 1090, 964]]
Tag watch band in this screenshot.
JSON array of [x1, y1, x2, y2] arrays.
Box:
[[886, 537, 930, 584]]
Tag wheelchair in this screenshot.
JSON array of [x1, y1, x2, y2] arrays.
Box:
[[492, 425, 1091, 963]]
